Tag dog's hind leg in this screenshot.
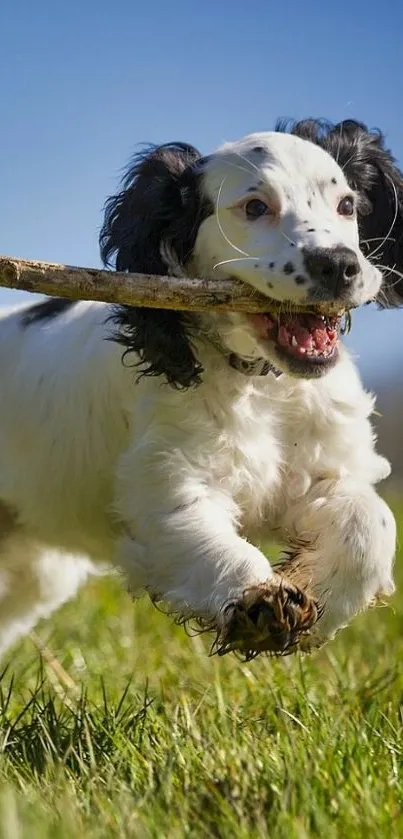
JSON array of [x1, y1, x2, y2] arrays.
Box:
[[0, 502, 93, 657]]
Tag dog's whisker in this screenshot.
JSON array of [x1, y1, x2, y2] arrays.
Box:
[[367, 173, 399, 261], [222, 159, 260, 178], [215, 178, 251, 258], [232, 149, 261, 174], [281, 230, 296, 247], [213, 257, 259, 271], [340, 151, 358, 173], [362, 236, 396, 245], [376, 263, 403, 286]]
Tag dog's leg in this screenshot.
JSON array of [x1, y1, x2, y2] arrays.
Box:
[[115, 490, 318, 657], [0, 505, 94, 656], [278, 479, 396, 648]]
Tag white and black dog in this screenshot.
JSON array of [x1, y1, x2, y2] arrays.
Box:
[[0, 119, 402, 660]]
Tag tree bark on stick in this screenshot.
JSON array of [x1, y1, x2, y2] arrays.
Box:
[[0, 255, 350, 315], [0, 255, 273, 313]]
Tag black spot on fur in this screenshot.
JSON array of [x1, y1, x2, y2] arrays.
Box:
[[21, 298, 76, 328], [295, 275, 306, 285], [100, 142, 213, 388], [283, 262, 295, 275], [267, 282, 274, 289], [331, 177, 337, 185], [252, 146, 266, 154], [307, 228, 315, 233], [269, 261, 275, 269], [276, 117, 403, 306], [307, 199, 312, 208]]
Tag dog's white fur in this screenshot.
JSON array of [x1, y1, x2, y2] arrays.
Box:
[[0, 131, 396, 656]]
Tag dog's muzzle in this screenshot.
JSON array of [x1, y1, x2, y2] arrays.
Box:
[[303, 246, 361, 297]]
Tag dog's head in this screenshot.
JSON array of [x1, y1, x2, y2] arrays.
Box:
[[282, 119, 403, 309], [100, 123, 403, 386]]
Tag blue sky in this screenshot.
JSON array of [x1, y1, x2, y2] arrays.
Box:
[[1, 0, 402, 384]]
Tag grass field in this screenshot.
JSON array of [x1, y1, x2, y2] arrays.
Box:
[[0, 500, 402, 838]]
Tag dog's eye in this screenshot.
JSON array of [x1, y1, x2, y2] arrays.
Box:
[[245, 199, 270, 220], [337, 196, 355, 217]]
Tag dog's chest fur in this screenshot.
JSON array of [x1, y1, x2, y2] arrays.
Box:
[[163, 353, 385, 534], [195, 372, 319, 527]]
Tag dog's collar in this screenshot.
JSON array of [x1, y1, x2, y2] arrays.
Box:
[[228, 353, 282, 378]]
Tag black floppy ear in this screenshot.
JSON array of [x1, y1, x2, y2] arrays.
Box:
[[324, 121, 403, 307], [278, 118, 403, 306], [99, 142, 212, 387]]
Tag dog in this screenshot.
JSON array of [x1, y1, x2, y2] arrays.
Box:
[[0, 119, 401, 660]]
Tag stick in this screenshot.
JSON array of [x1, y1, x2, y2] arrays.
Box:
[[0, 255, 274, 313], [0, 255, 352, 315]]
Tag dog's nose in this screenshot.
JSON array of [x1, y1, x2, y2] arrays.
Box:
[[303, 246, 361, 295]]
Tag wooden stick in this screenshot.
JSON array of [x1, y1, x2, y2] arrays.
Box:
[[0, 255, 352, 316], [0, 255, 274, 313]]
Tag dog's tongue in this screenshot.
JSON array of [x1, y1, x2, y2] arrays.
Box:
[[249, 311, 341, 358], [278, 314, 333, 351]]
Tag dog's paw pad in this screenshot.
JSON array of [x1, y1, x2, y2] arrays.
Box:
[[216, 576, 318, 659]]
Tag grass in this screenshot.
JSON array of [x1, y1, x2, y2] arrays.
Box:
[[0, 503, 403, 837]]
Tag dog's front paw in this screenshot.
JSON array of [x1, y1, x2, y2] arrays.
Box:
[[216, 575, 318, 659]]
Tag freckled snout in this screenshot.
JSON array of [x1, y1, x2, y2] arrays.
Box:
[[303, 246, 361, 297]]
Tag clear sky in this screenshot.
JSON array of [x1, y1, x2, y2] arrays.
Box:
[[1, 0, 402, 384]]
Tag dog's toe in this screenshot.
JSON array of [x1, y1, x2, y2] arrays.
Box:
[[216, 575, 318, 659]]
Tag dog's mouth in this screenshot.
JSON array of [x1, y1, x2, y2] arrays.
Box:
[[248, 309, 345, 371]]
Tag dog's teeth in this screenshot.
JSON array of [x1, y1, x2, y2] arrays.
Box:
[[291, 336, 298, 347]]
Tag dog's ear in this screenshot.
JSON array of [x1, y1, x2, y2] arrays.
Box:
[[324, 121, 403, 307], [100, 143, 212, 387], [278, 119, 403, 307]]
